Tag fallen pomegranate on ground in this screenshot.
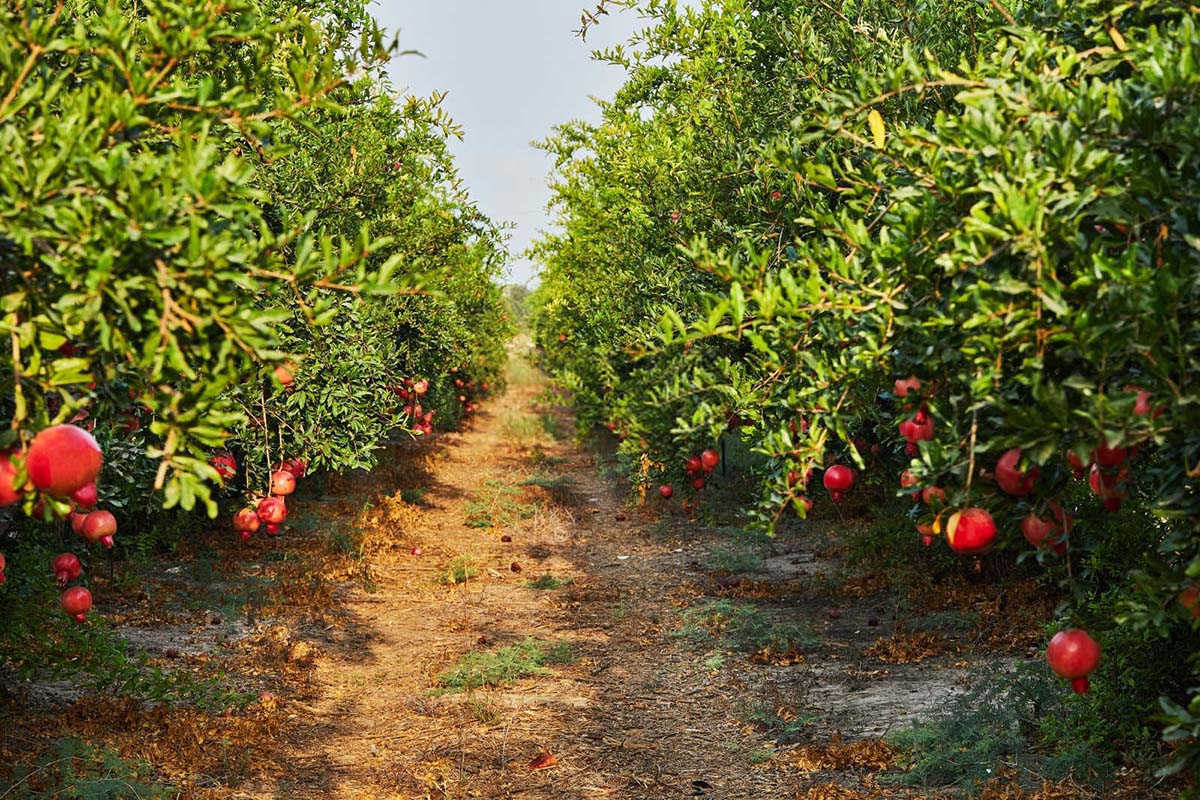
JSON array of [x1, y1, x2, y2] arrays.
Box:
[[1047, 628, 1101, 694]]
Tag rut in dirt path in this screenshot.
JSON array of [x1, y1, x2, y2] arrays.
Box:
[[267, 359, 982, 800]]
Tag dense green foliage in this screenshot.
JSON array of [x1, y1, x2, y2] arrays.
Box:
[[532, 0, 1200, 784], [0, 0, 508, 653]]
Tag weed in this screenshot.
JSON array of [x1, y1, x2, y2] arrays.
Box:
[[703, 653, 725, 671], [887, 662, 1113, 792], [400, 487, 428, 505], [677, 600, 817, 654], [0, 738, 176, 799], [441, 556, 478, 585], [435, 638, 573, 693], [704, 544, 764, 574], [525, 574, 570, 590], [465, 479, 535, 529], [522, 473, 574, 491], [745, 702, 817, 744]]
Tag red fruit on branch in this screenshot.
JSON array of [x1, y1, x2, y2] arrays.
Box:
[[80, 511, 117, 548], [210, 453, 238, 482], [1178, 586, 1200, 618], [700, 449, 720, 472], [917, 523, 934, 548], [413, 379, 429, 395], [270, 470, 296, 496], [823, 465, 854, 502], [899, 469, 919, 499], [53, 553, 82, 586], [893, 376, 922, 398], [1093, 440, 1128, 468], [685, 456, 703, 474], [659, 485, 673, 499], [0, 552, 6, 585], [1047, 629, 1101, 694], [945, 508, 996, 555], [69, 511, 87, 535], [1020, 513, 1065, 555], [233, 507, 260, 534], [921, 487, 946, 507], [797, 496, 814, 514], [256, 496, 287, 525], [26, 424, 103, 497], [0, 451, 23, 506], [1066, 450, 1088, 479], [273, 363, 295, 386], [691, 477, 705, 490], [787, 469, 807, 488], [71, 482, 98, 510], [265, 523, 279, 535], [61, 586, 92, 623], [1088, 465, 1128, 512], [995, 448, 1038, 497]]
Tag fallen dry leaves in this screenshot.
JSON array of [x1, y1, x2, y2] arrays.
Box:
[[787, 738, 896, 772]]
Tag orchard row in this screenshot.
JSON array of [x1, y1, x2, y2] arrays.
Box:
[[1, 3, 507, 627], [531, 0, 1200, 762]]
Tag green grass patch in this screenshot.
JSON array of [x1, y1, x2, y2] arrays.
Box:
[[435, 638, 573, 693], [704, 544, 764, 574], [440, 556, 478, 585], [522, 473, 574, 491], [676, 600, 817, 654], [465, 479, 535, 529], [524, 574, 570, 590]]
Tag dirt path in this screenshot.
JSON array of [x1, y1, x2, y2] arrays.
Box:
[[246, 354, 986, 800]]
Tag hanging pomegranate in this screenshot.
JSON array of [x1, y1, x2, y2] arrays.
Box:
[[822, 465, 854, 502], [53, 553, 82, 586], [945, 507, 996, 555], [61, 586, 92, 623], [1046, 629, 1101, 694], [995, 448, 1038, 497]]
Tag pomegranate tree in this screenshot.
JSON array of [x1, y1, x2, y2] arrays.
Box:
[[1047, 629, 1101, 694]]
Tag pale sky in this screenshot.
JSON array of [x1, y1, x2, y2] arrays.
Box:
[[372, 2, 654, 286]]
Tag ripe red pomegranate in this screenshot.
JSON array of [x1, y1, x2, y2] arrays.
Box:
[[257, 496, 287, 525], [411, 546, 422, 556], [71, 482, 98, 509], [69, 511, 87, 535], [685, 456, 702, 474], [1046, 629, 1101, 694], [659, 485, 673, 499], [691, 477, 705, 490], [1093, 440, 1127, 468], [270, 470, 296, 496], [1178, 586, 1200, 618], [0, 450, 23, 506], [917, 523, 934, 548], [900, 470, 919, 499], [265, 522, 279, 535], [53, 553, 82, 586], [413, 379, 429, 395], [233, 507, 259, 533], [1020, 513, 1065, 555], [61, 586, 92, 622], [80, 510, 117, 548], [945, 507, 996, 555], [1088, 465, 1127, 511], [893, 376, 922, 398], [700, 449, 720, 472], [921, 487, 946, 507], [995, 448, 1038, 496], [797, 496, 814, 514], [210, 452, 237, 482], [823, 465, 854, 502], [274, 363, 294, 385], [0, 552, 6, 585], [26, 424, 103, 497]]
